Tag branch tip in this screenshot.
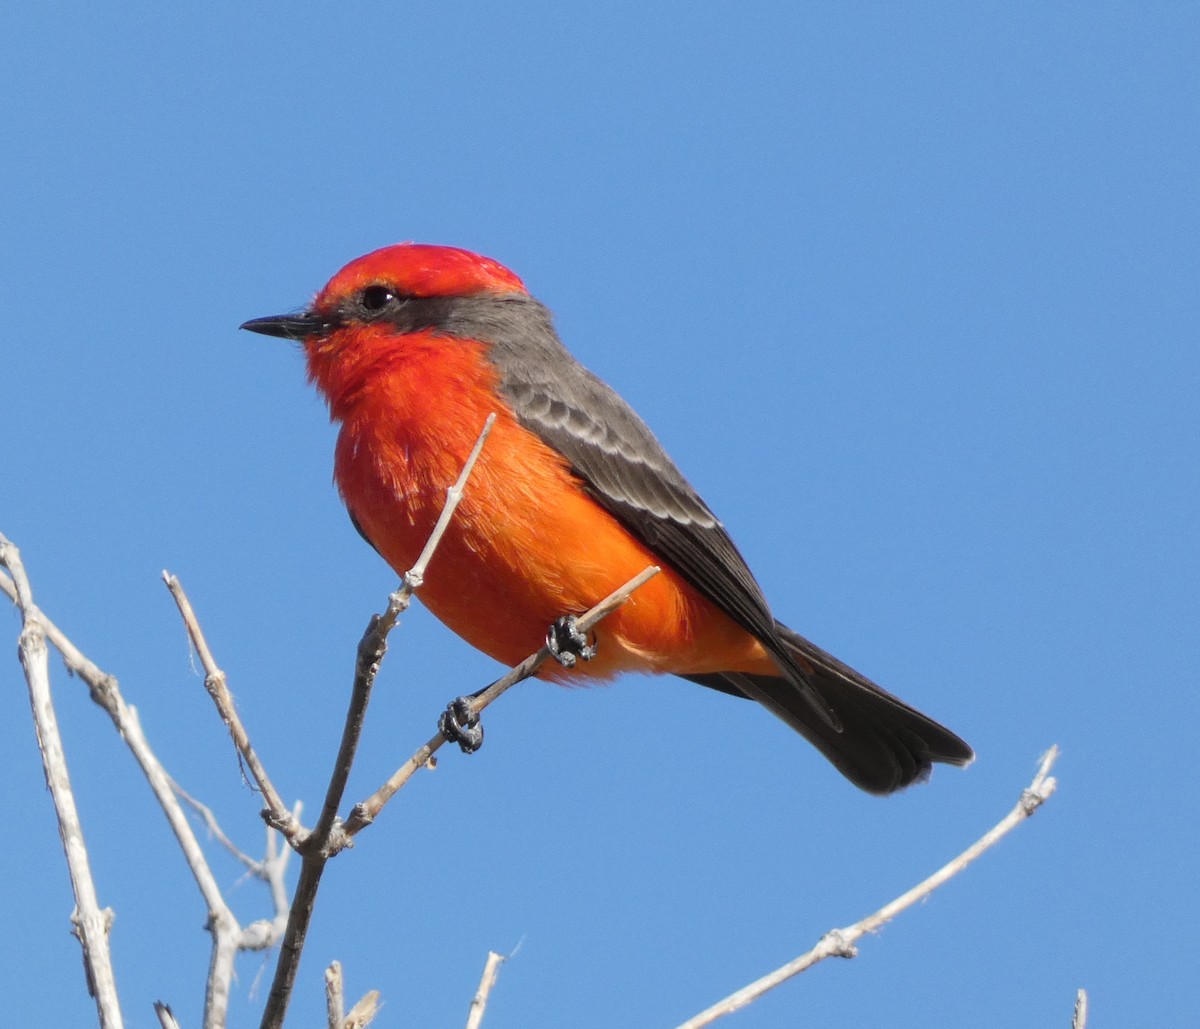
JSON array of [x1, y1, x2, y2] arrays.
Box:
[[1073, 987, 1088, 1029], [671, 744, 1063, 1028]]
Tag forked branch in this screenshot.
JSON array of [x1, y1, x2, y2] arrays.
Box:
[[2, 541, 295, 1028]]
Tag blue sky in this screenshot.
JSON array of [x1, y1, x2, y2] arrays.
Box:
[[2, 3, 1196, 1026]]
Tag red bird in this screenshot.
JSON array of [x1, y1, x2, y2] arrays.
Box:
[[242, 244, 972, 793]]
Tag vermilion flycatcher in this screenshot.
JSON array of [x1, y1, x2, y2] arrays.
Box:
[[242, 244, 972, 793]]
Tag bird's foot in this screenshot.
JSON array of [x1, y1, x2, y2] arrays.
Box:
[[438, 696, 484, 754], [546, 615, 597, 669]]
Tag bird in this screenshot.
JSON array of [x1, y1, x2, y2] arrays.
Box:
[[241, 243, 972, 793]]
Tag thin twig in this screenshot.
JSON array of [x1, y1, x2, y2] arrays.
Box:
[[238, 806, 301, 953], [465, 951, 506, 1029], [405, 412, 497, 594], [322, 960, 381, 1029], [164, 572, 301, 842], [258, 415, 495, 1029], [154, 1001, 182, 1029], [1, 534, 125, 1029], [325, 962, 345, 1029], [316, 413, 498, 853], [0, 571, 113, 690], [1073, 988, 1088, 1029], [172, 778, 300, 938], [173, 778, 263, 873], [672, 746, 1061, 1029], [323, 960, 382, 1029], [343, 988, 382, 1028], [344, 563, 660, 835]]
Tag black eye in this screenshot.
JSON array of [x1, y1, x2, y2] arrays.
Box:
[[360, 285, 397, 312]]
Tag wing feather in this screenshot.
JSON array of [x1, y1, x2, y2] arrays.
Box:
[[498, 363, 780, 644], [470, 295, 836, 727]]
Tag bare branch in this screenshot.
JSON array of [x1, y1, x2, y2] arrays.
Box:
[[154, 1001, 182, 1029], [1, 571, 111, 690], [238, 807, 300, 953], [672, 746, 1061, 1029], [315, 412, 499, 853], [258, 415, 495, 1029], [405, 411, 497, 593], [173, 778, 263, 873], [343, 989, 382, 1028], [1, 533, 125, 1029], [163, 572, 301, 843], [465, 951, 506, 1029], [2, 543, 292, 1028], [344, 563, 661, 835], [324, 959, 382, 1029], [1073, 988, 1088, 1029], [325, 961, 345, 1029]]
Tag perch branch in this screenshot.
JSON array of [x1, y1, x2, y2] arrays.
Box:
[[672, 746, 1061, 1029], [344, 563, 660, 835], [257, 415, 495, 1029]]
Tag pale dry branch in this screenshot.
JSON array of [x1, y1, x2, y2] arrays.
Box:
[[404, 412, 497, 594], [174, 778, 262, 873], [164, 572, 301, 843], [315, 412, 497, 852], [673, 746, 1061, 1029], [1, 533, 125, 1029], [154, 1001, 182, 1029], [344, 563, 661, 835], [465, 951, 506, 1029], [172, 780, 299, 949], [0, 569, 115, 694], [237, 809, 300, 953], [325, 961, 345, 1028], [2, 542, 292, 1028], [1073, 988, 1088, 1029], [325, 961, 382, 1029], [343, 989, 382, 1028]]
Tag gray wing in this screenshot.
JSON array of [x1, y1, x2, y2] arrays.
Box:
[[493, 348, 780, 648], [482, 306, 835, 726]]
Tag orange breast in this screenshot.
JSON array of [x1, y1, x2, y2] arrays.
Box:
[[316, 328, 774, 683]]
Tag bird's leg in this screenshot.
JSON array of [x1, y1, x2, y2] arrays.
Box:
[[546, 615, 598, 669], [440, 617, 596, 754], [439, 693, 484, 754]]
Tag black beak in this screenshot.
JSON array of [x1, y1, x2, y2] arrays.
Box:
[[239, 312, 331, 340]]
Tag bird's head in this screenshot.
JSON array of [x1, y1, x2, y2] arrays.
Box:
[[241, 244, 555, 420], [240, 243, 528, 343]]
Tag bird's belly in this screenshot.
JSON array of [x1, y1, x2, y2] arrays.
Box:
[[337, 416, 773, 683]]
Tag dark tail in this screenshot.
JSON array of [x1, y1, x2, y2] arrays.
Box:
[[682, 622, 973, 794]]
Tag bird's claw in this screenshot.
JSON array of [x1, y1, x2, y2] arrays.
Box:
[[546, 615, 598, 669], [439, 696, 484, 754]]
